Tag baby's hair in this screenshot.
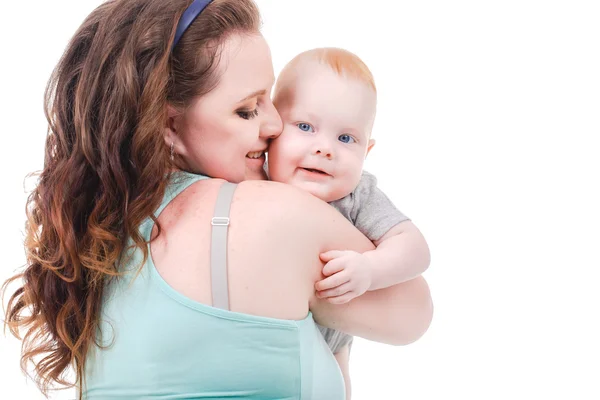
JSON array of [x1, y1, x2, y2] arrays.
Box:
[[274, 47, 376, 106], [311, 47, 376, 92]]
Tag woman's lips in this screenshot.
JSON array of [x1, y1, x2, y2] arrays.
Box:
[[245, 153, 266, 168]]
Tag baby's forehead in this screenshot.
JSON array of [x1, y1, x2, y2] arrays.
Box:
[[276, 51, 376, 94], [283, 61, 374, 98], [283, 59, 363, 89], [280, 47, 376, 91]]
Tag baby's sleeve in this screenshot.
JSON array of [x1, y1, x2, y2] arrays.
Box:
[[352, 171, 410, 242], [317, 324, 354, 354]]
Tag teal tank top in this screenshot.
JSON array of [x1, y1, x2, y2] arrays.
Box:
[[82, 172, 345, 399]]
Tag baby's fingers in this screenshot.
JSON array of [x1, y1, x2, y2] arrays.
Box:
[[322, 259, 346, 277], [315, 272, 348, 292], [319, 250, 346, 263], [316, 282, 352, 299], [327, 292, 357, 305]]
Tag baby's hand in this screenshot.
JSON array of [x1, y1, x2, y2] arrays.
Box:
[[315, 250, 373, 304]]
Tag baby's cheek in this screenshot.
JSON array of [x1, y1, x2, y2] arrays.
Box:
[[278, 145, 300, 168], [266, 154, 289, 183], [338, 168, 363, 195]]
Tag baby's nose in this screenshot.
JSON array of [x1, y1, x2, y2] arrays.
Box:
[[314, 147, 333, 159]]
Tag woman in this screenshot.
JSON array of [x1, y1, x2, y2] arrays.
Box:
[[2, 0, 433, 398]]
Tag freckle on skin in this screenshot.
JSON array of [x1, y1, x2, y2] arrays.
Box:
[[172, 204, 185, 219]]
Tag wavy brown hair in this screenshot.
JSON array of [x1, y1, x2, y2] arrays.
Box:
[[1, 0, 260, 396]]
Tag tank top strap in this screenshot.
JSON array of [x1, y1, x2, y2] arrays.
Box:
[[154, 171, 209, 218], [210, 181, 237, 310]]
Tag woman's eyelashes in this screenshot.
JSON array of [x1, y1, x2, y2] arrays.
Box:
[[237, 108, 259, 120]]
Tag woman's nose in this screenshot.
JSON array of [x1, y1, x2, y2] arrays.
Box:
[[260, 101, 283, 139]]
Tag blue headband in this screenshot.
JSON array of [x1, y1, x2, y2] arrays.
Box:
[[172, 0, 213, 50]]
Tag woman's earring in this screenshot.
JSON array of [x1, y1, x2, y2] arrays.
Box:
[[170, 141, 175, 161]]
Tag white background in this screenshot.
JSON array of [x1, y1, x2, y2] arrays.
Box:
[[1, 1, 599, 399]]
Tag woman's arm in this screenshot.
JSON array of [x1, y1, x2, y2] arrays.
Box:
[[305, 206, 433, 346], [239, 180, 433, 346], [311, 275, 433, 346]]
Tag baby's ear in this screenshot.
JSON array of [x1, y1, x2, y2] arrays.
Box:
[[365, 138, 376, 158]]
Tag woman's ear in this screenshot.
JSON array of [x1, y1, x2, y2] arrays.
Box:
[[164, 104, 182, 149]]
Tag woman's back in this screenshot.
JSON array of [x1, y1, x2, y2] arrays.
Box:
[[151, 175, 325, 320], [83, 172, 355, 399]]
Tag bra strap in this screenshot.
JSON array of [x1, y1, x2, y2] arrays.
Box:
[[210, 181, 237, 310]]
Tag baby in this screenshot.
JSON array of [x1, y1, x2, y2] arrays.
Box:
[[267, 48, 431, 399]]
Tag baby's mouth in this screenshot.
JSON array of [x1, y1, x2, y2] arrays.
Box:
[[301, 167, 330, 176]]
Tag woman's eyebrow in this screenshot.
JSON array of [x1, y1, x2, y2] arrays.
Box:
[[237, 89, 267, 103]]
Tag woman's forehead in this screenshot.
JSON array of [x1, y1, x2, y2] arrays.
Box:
[[214, 33, 275, 101]]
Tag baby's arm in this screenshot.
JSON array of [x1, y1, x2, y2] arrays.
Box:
[[364, 220, 430, 291], [315, 222, 429, 302], [316, 171, 430, 303]]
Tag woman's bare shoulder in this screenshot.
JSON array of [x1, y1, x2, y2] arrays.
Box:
[[236, 179, 319, 206], [235, 180, 374, 252]]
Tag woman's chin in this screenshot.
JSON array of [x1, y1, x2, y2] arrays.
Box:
[[245, 169, 268, 181], [245, 157, 268, 180]]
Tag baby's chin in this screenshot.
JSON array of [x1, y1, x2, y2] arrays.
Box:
[[266, 167, 353, 201], [293, 180, 350, 203]]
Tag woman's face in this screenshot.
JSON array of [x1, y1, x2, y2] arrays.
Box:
[[171, 33, 282, 182]]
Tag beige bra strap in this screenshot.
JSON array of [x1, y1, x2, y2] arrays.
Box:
[[210, 181, 237, 310]]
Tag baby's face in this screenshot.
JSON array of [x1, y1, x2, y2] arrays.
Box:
[[268, 61, 376, 202]]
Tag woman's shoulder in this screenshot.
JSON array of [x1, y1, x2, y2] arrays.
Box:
[[238, 179, 319, 205], [178, 177, 373, 251], [236, 180, 339, 222], [235, 180, 374, 251]]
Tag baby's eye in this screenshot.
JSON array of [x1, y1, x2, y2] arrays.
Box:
[[338, 134, 356, 144], [297, 122, 314, 132]]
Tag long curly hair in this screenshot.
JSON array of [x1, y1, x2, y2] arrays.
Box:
[[1, 0, 260, 396]]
